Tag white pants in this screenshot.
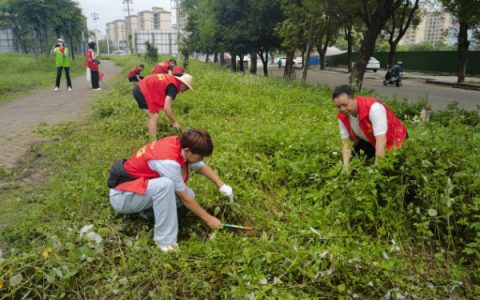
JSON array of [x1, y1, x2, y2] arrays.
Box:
[[109, 177, 195, 246]]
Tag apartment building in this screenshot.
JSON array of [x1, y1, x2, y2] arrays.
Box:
[[400, 10, 453, 46]]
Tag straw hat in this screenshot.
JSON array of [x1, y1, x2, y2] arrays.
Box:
[[176, 73, 193, 91]]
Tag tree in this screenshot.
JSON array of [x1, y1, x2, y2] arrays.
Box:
[[351, 0, 404, 90], [441, 0, 480, 83], [384, 0, 421, 67]]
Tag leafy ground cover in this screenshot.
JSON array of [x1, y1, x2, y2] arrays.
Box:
[[0, 55, 479, 299], [0, 53, 85, 104]]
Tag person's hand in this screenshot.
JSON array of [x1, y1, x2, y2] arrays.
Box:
[[207, 216, 222, 229], [173, 122, 181, 131], [219, 184, 234, 203], [341, 164, 350, 175]]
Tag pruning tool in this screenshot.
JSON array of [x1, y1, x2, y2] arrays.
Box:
[[223, 223, 253, 232]]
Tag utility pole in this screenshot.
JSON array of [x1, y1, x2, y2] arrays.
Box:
[[123, 0, 134, 53], [91, 11, 100, 54], [106, 26, 110, 55]]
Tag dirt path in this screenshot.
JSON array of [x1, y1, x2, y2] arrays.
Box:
[[0, 60, 121, 169]]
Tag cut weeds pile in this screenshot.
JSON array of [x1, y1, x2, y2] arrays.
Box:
[[0, 56, 479, 299]]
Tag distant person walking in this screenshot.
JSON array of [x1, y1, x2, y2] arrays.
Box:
[[53, 38, 72, 91], [128, 64, 145, 82], [85, 42, 101, 90], [151, 58, 177, 75], [133, 73, 193, 137]]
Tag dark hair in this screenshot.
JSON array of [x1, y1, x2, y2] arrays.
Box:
[[88, 42, 96, 49], [169, 58, 177, 65], [179, 129, 213, 157], [332, 85, 354, 99], [139, 64, 145, 68]]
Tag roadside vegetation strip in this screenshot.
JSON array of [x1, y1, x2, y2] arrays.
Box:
[[0, 53, 85, 104], [0, 56, 479, 298]]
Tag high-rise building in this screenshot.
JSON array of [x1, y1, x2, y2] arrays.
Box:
[[152, 7, 172, 30], [400, 10, 453, 46], [106, 19, 128, 51]]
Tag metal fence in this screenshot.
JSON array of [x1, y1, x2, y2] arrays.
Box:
[[327, 51, 480, 75], [135, 29, 178, 55], [0, 29, 16, 52]]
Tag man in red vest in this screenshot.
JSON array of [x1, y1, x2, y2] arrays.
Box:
[[133, 72, 193, 137], [108, 129, 234, 252], [333, 85, 407, 171], [151, 58, 177, 75], [128, 64, 145, 82]]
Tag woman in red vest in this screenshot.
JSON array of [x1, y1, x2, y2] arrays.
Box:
[[151, 58, 176, 75], [85, 42, 101, 90], [133, 72, 193, 137], [333, 85, 407, 171], [108, 129, 234, 252], [128, 64, 145, 82]]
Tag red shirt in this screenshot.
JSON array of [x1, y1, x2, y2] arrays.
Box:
[[151, 61, 173, 74], [85, 49, 98, 71], [138, 74, 182, 113], [128, 66, 143, 78]]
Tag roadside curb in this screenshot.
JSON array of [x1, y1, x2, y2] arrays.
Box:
[[425, 79, 480, 91]]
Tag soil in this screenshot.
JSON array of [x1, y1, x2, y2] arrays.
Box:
[[0, 60, 121, 170]]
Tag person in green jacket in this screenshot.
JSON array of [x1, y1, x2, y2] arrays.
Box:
[[53, 38, 72, 91]]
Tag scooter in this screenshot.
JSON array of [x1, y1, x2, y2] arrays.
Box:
[[383, 70, 403, 87]]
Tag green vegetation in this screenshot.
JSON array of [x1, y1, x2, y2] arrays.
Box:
[[0, 53, 85, 104], [1, 56, 479, 298]]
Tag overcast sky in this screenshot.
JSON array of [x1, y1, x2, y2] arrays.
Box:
[[77, 0, 174, 34]]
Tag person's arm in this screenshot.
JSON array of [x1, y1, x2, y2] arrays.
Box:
[[341, 138, 351, 173], [163, 96, 180, 130], [375, 134, 387, 161], [176, 190, 222, 229], [369, 103, 388, 163], [198, 165, 224, 188]]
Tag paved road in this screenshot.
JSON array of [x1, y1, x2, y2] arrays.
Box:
[[0, 60, 121, 169], [269, 67, 480, 110]]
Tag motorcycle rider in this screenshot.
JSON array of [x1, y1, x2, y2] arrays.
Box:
[[384, 61, 403, 86]]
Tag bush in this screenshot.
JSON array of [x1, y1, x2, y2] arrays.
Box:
[[0, 57, 479, 299], [144, 41, 158, 63]]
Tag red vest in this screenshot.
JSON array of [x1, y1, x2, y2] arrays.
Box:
[[128, 66, 142, 78], [151, 61, 172, 74], [337, 96, 407, 150], [138, 74, 182, 113], [85, 49, 98, 71], [115, 136, 189, 194]]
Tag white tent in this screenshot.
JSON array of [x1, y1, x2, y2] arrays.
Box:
[[325, 46, 347, 56]]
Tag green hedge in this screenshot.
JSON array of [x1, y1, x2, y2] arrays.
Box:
[[327, 51, 480, 75]]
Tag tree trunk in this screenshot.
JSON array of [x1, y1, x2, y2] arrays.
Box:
[[213, 52, 218, 63], [239, 55, 245, 72], [249, 51, 257, 74], [302, 21, 314, 81], [352, 0, 400, 90], [346, 26, 353, 73], [231, 53, 237, 72], [284, 51, 295, 80], [263, 48, 269, 76], [205, 53, 209, 63], [388, 41, 396, 68], [219, 51, 225, 66], [457, 21, 469, 83]]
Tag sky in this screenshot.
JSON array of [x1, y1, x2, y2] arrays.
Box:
[[76, 0, 174, 34]]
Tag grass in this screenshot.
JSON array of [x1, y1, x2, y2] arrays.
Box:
[[0, 55, 479, 298], [0, 53, 85, 104]]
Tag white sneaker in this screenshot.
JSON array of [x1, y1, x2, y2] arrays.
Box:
[[67, 87, 72, 91], [93, 88, 102, 91], [54, 87, 59, 92], [157, 243, 179, 252]]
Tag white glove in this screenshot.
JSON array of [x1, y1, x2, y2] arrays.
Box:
[[219, 184, 234, 203]]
